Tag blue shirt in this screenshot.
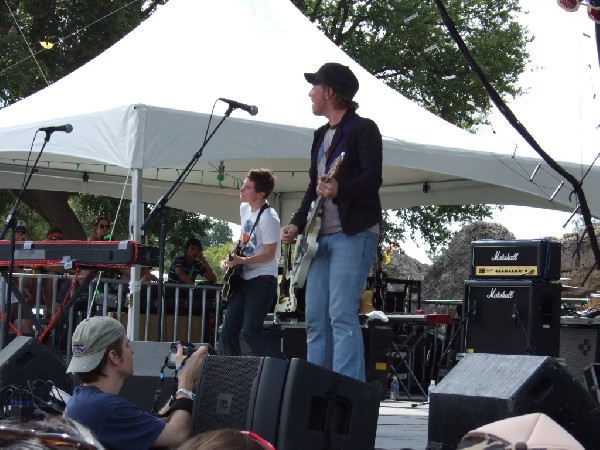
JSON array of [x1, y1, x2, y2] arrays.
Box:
[[64, 385, 165, 450]]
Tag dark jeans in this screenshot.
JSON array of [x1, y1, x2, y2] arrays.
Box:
[[221, 275, 285, 359]]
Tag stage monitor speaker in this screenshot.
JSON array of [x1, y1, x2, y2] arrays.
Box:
[[559, 319, 600, 383], [277, 358, 380, 450], [120, 341, 211, 412], [191, 356, 380, 450], [191, 356, 288, 446], [428, 353, 600, 450], [463, 280, 560, 356], [0, 336, 73, 413]]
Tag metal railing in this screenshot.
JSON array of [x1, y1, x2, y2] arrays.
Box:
[[1, 272, 222, 361]]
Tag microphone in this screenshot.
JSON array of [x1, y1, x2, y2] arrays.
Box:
[[218, 98, 258, 116], [39, 124, 73, 134]]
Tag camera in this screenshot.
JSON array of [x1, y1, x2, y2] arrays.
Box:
[[167, 341, 196, 369]]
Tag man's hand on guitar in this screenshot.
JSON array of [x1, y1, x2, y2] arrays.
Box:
[[221, 256, 240, 270], [317, 175, 338, 199], [280, 224, 299, 244]]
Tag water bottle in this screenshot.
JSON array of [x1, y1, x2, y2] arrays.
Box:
[[390, 375, 399, 401], [428, 379, 436, 402]]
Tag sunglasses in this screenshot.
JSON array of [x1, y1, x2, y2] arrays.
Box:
[[15, 228, 27, 233], [0, 425, 98, 449], [98, 224, 110, 229]]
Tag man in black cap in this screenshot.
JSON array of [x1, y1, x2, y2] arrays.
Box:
[[280, 62, 382, 382]]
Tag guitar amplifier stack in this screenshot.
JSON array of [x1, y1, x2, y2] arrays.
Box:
[[462, 239, 562, 357]]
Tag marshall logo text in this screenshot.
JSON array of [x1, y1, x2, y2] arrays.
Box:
[[486, 288, 515, 299], [491, 251, 519, 261]]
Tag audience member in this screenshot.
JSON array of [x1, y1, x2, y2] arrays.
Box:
[[56, 269, 95, 315], [45, 227, 64, 241], [0, 416, 104, 449], [64, 316, 208, 450], [14, 219, 29, 241], [178, 429, 275, 450], [168, 238, 217, 285], [88, 216, 112, 241]]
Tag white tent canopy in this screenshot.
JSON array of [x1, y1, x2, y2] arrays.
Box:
[[0, 0, 597, 225]]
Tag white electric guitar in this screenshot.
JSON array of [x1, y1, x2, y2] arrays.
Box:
[[290, 153, 344, 291], [274, 243, 296, 314]]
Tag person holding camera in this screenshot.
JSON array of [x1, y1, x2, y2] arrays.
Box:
[[64, 316, 208, 450]]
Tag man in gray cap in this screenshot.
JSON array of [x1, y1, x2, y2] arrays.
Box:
[[281, 62, 382, 382], [64, 316, 207, 450]]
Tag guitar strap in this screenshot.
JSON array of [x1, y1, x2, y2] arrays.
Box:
[[240, 202, 270, 253], [323, 114, 358, 173]]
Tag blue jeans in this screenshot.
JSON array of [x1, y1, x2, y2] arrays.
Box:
[[305, 230, 378, 381], [221, 275, 285, 359]]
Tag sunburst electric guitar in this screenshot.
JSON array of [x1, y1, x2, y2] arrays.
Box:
[[290, 152, 344, 291], [221, 240, 243, 301]]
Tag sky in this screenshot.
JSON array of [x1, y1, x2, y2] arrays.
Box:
[[231, 1, 600, 264]]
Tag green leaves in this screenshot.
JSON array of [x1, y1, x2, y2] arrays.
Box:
[[292, 0, 529, 130]]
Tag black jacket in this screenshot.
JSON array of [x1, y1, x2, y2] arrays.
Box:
[[290, 110, 383, 236]]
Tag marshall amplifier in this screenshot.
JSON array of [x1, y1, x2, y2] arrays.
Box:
[[470, 239, 561, 281], [462, 280, 561, 356]]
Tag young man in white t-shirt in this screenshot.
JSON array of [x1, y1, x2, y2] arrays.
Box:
[[220, 168, 285, 359]]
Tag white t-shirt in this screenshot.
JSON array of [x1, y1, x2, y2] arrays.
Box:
[[239, 202, 281, 279]]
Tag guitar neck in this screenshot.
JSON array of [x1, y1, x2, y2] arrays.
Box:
[[305, 196, 326, 235]]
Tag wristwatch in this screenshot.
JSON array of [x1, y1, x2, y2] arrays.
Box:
[[175, 388, 195, 400]]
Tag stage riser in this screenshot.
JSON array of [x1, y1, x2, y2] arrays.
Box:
[[240, 322, 394, 398]]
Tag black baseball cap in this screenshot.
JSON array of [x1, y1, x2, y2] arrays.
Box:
[[304, 62, 359, 100]]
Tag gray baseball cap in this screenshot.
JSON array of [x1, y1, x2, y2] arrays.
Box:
[[67, 316, 125, 373]]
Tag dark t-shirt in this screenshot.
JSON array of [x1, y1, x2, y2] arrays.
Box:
[[167, 255, 207, 284], [64, 385, 165, 450]]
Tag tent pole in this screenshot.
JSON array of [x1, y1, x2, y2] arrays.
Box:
[[127, 169, 143, 340]]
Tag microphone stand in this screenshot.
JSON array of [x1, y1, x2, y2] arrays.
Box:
[[0, 130, 54, 348], [141, 107, 234, 341]]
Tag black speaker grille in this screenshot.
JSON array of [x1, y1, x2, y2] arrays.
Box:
[[192, 356, 262, 435], [560, 325, 600, 383]]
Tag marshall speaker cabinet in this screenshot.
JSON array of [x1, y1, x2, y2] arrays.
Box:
[[470, 239, 561, 280], [462, 280, 561, 357]]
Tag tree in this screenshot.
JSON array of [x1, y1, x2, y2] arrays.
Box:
[[381, 205, 498, 259], [200, 219, 234, 248]]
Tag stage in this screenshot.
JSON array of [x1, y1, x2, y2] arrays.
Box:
[[376, 399, 429, 450]]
